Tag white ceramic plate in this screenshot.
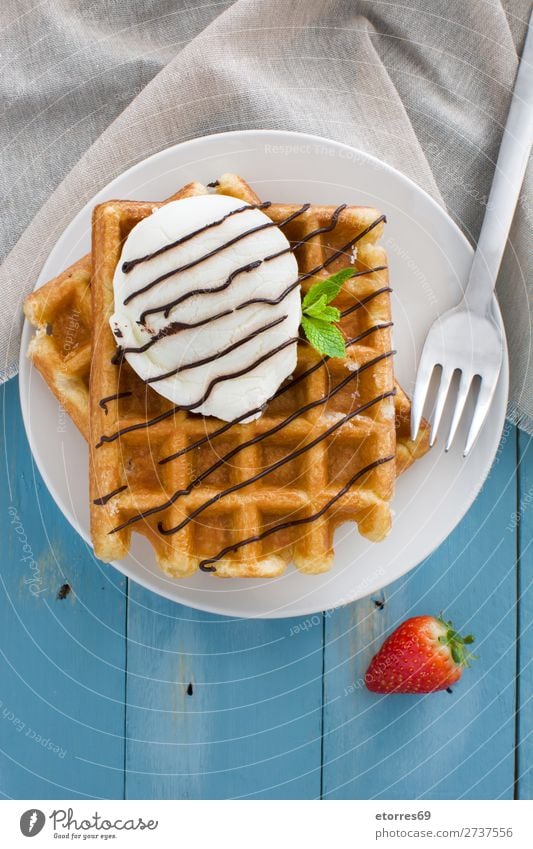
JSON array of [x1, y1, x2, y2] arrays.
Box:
[[19, 130, 508, 619]]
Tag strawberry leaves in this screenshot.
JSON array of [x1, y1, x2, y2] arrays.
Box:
[[300, 268, 358, 358], [437, 618, 476, 668]]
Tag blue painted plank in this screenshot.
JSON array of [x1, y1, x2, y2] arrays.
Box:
[[322, 428, 518, 799], [517, 430, 532, 800], [0, 378, 126, 799], [123, 584, 323, 799]]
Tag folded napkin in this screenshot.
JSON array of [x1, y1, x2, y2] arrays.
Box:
[[1, 0, 531, 432]]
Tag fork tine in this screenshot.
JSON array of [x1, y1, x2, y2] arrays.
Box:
[[445, 372, 472, 451], [430, 367, 455, 447], [463, 372, 500, 456], [411, 353, 436, 440]]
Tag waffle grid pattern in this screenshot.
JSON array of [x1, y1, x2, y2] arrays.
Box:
[[23, 175, 430, 580], [89, 176, 397, 578]]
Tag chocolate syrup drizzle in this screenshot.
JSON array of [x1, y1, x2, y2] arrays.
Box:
[[105, 208, 386, 417], [122, 204, 310, 305], [158, 320, 393, 466], [110, 278, 299, 366], [110, 269, 386, 367], [96, 337, 299, 448], [158, 385, 396, 537], [107, 350, 395, 532], [340, 284, 391, 319], [95, 320, 393, 507], [139, 259, 262, 324], [98, 275, 390, 448], [96, 201, 393, 558], [299, 216, 387, 284], [145, 315, 288, 384], [99, 392, 133, 414], [122, 202, 271, 274], [198, 455, 395, 571], [93, 484, 128, 506], [137, 204, 347, 325]]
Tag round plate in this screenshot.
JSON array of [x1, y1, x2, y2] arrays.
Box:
[[19, 130, 508, 619]]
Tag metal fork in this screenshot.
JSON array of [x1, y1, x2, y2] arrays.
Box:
[[412, 14, 533, 456]]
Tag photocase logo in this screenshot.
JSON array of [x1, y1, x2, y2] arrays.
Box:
[[20, 809, 45, 837]]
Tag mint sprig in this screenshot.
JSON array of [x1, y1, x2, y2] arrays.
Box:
[[300, 268, 358, 358]]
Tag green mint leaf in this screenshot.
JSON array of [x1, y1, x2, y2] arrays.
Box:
[[314, 305, 341, 322], [301, 316, 346, 358], [303, 303, 341, 323], [303, 293, 328, 318], [303, 298, 341, 323], [302, 267, 358, 310]]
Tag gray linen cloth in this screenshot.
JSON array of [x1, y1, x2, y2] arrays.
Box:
[[1, 0, 531, 432]]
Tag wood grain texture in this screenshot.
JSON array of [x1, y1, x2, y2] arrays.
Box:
[[321, 429, 519, 799], [0, 378, 126, 799], [0, 377, 528, 800], [123, 584, 323, 798], [517, 430, 532, 800]]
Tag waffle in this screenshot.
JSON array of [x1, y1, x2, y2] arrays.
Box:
[[24, 176, 430, 578], [24, 252, 93, 436], [23, 188, 192, 438], [89, 174, 404, 578]]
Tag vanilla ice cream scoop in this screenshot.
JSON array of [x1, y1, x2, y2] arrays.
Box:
[[110, 194, 301, 422]]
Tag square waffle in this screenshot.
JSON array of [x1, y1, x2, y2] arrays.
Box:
[[88, 175, 403, 578]]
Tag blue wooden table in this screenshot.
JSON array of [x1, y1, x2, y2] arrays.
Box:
[[1, 375, 531, 800]]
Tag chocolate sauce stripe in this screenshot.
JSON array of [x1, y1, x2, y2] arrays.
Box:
[[161, 352, 393, 510], [163, 350, 394, 508], [124, 199, 346, 276], [344, 322, 393, 347], [159, 403, 268, 465], [158, 321, 393, 465], [145, 315, 288, 384], [111, 308, 236, 363], [109, 351, 395, 534], [96, 336, 299, 448], [113, 199, 385, 365], [236, 280, 300, 312], [93, 484, 128, 506], [140, 259, 262, 324], [122, 202, 272, 273], [264, 203, 346, 261], [158, 386, 397, 537], [113, 274, 299, 367], [111, 268, 386, 364], [172, 336, 298, 412], [137, 206, 346, 325], [299, 214, 386, 282], [96, 404, 179, 449], [340, 284, 391, 319], [123, 204, 311, 305], [102, 283, 392, 449], [99, 391, 133, 414], [199, 454, 396, 571]]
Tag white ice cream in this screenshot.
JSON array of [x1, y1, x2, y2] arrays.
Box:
[[110, 194, 301, 422]]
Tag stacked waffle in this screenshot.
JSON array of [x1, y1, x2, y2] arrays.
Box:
[[24, 174, 430, 578]]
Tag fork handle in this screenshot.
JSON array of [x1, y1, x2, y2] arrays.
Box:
[[464, 12, 533, 315]]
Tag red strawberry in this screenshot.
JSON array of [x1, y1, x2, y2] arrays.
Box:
[[365, 615, 475, 694]]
